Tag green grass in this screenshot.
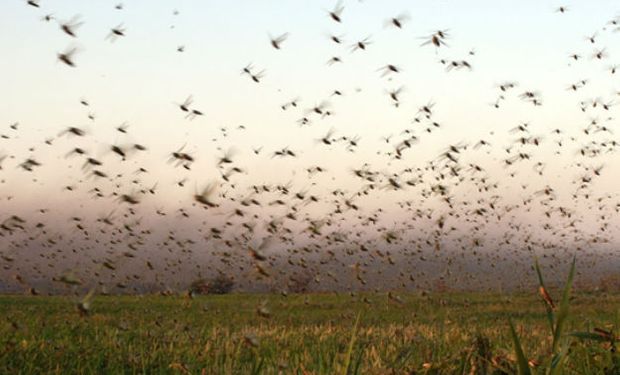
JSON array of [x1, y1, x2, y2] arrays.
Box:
[[0, 289, 619, 374]]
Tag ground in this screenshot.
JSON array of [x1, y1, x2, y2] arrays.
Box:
[[0, 291, 618, 374]]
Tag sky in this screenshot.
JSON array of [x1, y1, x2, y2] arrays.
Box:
[[0, 0, 619, 293]]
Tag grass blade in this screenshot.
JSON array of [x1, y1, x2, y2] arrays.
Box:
[[342, 312, 361, 375], [552, 256, 576, 353], [535, 257, 555, 334], [568, 332, 612, 343], [548, 343, 569, 375], [509, 319, 532, 375]]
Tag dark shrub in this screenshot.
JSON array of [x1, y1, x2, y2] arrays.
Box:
[[206, 275, 235, 294]]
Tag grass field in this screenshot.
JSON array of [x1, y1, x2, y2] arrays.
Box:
[[1, 288, 619, 374]]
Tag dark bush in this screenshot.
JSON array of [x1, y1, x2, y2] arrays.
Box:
[[287, 272, 313, 293], [207, 275, 235, 294], [189, 275, 235, 295]]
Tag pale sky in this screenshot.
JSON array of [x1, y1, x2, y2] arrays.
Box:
[[0, 0, 619, 293]]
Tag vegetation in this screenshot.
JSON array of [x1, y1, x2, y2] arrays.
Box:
[[0, 298, 617, 372], [207, 274, 235, 295], [0, 262, 618, 374]]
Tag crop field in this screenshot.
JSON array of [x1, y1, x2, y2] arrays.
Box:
[[1, 286, 619, 374]]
